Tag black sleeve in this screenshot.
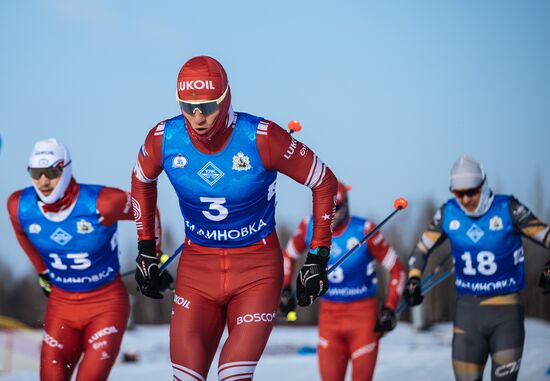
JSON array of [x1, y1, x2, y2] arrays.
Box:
[[407, 205, 448, 278], [509, 196, 550, 249]]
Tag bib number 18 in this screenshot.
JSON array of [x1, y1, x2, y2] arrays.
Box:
[[461, 251, 497, 276]]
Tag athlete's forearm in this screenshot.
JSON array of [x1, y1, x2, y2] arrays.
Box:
[[98, 186, 163, 250], [366, 222, 405, 309], [258, 122, 337, 249], [386, 259, 405, 310], [131, 175, 159, 241], [408, 207, 448, 278], [132, 124, 165, 241]]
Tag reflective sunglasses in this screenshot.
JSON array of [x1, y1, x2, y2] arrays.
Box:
[[28, 161, 71, 180], [452, 186, 482, 199], [177, 86, 229, 117]]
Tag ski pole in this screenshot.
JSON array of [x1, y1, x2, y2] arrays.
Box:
[[420, 253, 452, 289], [396, 259, 454, 315], [121, 242, 184, 277], [420, 267, 454, 295], [328, 197, 408, 274]]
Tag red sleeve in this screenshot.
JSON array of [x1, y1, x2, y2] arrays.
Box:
[[7, 191, 47, 274], [97, 187, 134, 225], [365, 220, 405, 310], [257, 121, 337, 249], [283, 216, 310, 285], [98, 186, 163, 252], [131, 123, 165, 242]]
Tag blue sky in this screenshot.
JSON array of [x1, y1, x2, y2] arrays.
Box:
[[1, 0, 549, 276]]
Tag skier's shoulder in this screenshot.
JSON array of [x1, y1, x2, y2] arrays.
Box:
[[7, 188, 25, 216], [146, 114, 184, 138]]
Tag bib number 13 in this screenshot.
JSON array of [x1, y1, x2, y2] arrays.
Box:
[[461, 251, 497, 276]]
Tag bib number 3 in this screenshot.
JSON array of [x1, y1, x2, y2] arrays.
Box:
[[200, 197, 228, 222]]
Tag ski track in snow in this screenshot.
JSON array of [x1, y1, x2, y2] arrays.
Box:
[[1, 319, 549, 380]]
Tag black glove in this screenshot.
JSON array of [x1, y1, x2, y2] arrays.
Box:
[[38, 271, 52, 297], [279, 285, 296, 315], [296, 248, 329, 307], [159, 269, 174, 292], [375, 306, 397, 336], [135, 240, 163, 299], [403, 276, 424, 306], [539, 260, 550, 295]]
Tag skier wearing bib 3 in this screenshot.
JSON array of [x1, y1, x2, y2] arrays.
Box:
[[281, 181, 405, 381], [404, 155, 550, 381], [7, 139, 168, 381], [131, 56, 338, 381]]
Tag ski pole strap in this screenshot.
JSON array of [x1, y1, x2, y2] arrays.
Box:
[[328, 208, 401, 273]]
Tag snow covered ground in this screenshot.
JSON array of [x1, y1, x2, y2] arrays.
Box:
[[1, 319, 549, 380]]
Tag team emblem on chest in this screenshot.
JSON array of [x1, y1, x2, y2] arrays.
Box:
[[77, 219, 94, 234], [172, 154, 188, 169], [29, 223, 42, 234], [466, 223, 484, 243], [347, 237, 360, 250], [50, 227, 73, 246], [489, 216, 504, 231], [232, 152, 252, 171], [197, 161, 224, 186], [449, 220, 460, 230]]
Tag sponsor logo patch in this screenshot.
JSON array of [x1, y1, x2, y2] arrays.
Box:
[[173, 293, 191, 310], [197, 161, 224, 186], [236, 312, 277, 325]]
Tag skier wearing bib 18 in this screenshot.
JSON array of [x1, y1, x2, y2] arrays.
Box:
[[131, 55, 338, 381], [281, 181, 405, 381], [7, 138, 170, 380], [404, 155, 550, 381]]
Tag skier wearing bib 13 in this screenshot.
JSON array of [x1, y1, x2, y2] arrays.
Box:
[[404, 155, 550, 381], [7, 138, 170, 380], [131, 55, 338, 381]]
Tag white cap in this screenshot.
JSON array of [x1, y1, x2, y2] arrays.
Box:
[[450, 155, 485, 191], [28, 139, 73, 204]]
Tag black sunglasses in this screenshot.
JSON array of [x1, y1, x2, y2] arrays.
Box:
[[28, 161, 71, 180], [452, 186, 482, 198]]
